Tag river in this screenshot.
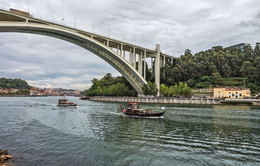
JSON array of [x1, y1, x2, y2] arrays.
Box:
[[0, 97, 259, 166]]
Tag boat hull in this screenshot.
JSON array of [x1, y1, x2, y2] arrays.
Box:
[[122, 109, 165, 117], [58, 104, 77, 107]]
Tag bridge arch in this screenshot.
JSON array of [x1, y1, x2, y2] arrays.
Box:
[[0, 21, 147, 94]]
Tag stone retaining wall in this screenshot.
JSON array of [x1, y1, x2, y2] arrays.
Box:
[[89, 96, 222, 105]]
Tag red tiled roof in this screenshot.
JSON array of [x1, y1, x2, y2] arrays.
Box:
[[225, 89, 242, 91]]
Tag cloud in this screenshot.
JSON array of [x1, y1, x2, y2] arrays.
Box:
[[0, 0, 260, 89]]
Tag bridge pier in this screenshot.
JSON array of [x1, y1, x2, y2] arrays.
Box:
[[151, 58, 154, 74], [155, 44, 160, 96], [129, 48, 133, 66], [133, 47, 136, 69], [138, 52, 143, 75], [143, 50, 147, 80]]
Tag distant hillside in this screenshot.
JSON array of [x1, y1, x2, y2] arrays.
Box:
[[0, 78, 31, 89]]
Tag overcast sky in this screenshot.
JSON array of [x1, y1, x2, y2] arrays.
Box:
[[0, 0, 259, 90]]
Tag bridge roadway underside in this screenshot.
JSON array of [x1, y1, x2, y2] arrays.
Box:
[[0, 23, 146, 94]]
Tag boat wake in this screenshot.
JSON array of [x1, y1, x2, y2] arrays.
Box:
[[109, 112, 122, 116], [123, 114, 164, 119]]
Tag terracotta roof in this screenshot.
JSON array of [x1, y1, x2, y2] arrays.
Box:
[[225, 89, 242, 91]]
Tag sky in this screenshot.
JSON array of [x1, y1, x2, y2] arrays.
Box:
[[0, 0, 259, 90]]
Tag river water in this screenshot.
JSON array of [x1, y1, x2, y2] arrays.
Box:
[[0, 97, 259, 166]]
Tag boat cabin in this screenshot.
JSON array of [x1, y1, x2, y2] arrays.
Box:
[[127, 103, 139, 110]]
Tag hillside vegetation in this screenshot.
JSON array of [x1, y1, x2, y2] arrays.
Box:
[[0, 78, 30, 89], [158, 44, 260, 93]]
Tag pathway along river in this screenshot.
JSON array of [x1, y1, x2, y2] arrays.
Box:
[[0, 97, 259, 165]]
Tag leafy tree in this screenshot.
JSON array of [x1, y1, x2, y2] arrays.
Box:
[[86, 73, 137, 96], [160, 84, 169, 96], [142, 81, 158, 96], [240, 61, 252, 77], [0, 78, 30, 89], [212, 72, 222, 86]]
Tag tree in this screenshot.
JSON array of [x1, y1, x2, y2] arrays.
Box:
[[86, 73, 137, 96], [254, 44, 260, 58], [212, 72, 222, 86], [160, 84, 169, 96], [142, 81, 158, 96], [240, 61, 252, 77], [96, 86, 103, 96], [186, 79, 196, 88]]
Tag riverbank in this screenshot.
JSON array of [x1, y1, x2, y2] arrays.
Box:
[[88, 96, 260, 105]]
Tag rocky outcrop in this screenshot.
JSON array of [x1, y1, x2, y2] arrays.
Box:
[[0, 149, 12, 164]]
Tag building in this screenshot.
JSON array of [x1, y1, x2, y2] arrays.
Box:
[[213, 87, 250, 99], [225, 43, 251, 52], [232, 43, 250, 49]]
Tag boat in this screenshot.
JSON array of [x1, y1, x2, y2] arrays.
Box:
[[121, 102, 165, 117], [58, 98, 77, 106]]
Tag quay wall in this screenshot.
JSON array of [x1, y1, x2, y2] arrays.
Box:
[[88, 96, 260, 105], [225, 98, 260, 106], [89, 96, 222, 105]]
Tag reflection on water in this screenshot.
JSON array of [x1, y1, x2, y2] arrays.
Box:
[[0, 97, 259, 165], [213, 105, 251, 110]]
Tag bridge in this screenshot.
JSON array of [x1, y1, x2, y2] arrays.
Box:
[[0, 8, 174, 95]]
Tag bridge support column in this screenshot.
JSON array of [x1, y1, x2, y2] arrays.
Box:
[[163, 55, 166, 78], [138, 52, 143, 75], [120, 44, 123, 56], [151, 58, 154, 74], [155, 44, 160, 96], [129, 49, 133, 65], [144, 50, 146, 79], [133, 47, 136, 69]]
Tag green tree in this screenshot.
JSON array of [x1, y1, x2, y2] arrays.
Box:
[[240, 61, 252, 77], [142, 81, 158, 96], [160, 84, 169, 96], [212, 72, 222, 86]]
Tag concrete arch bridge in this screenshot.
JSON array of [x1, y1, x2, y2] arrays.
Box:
[[0, 8, 174, 95]]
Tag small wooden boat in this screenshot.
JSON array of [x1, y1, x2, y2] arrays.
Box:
[[121, 102, 165, 117], [58, 98, 77, 106]]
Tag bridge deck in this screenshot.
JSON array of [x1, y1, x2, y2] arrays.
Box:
[[0, 8, 173, 58]]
